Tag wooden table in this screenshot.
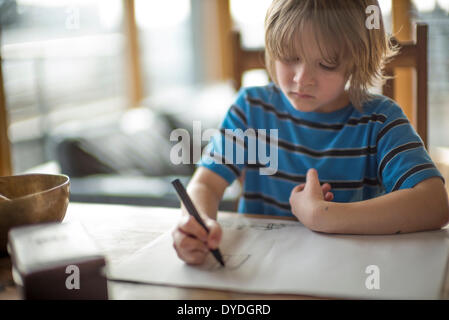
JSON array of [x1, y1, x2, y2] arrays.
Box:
[[1, 202, 449, 300]]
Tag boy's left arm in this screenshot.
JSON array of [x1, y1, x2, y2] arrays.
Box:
[[290, 169, 449, 235]]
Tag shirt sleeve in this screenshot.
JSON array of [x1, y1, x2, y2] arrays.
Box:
[[196, 88, 251, 185], [376, 99, 444, 193]]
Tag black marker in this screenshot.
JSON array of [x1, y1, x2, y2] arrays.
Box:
[[171, 179, 225, 267]]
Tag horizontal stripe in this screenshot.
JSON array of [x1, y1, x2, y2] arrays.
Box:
[[245, 165, 380, 189], [219, 128, 248, 149], [208, 152, 241, 177], [276, 139, 377, 158], [243, 192, 291, 211], [246, 97, 387, 131], [230, 104, 247, 126], [247, 97, 343, 130], [376, 118, 410, 145], [256, 130, 378, 158], [220, 128, 378, 158], [392, 163, 436, 191], [378, 141, 423, 180], [347, 113, 387, 125]]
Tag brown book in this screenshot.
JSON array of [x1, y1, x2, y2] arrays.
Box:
[[8, 222, 108, 300]]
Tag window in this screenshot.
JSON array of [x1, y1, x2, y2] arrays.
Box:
[[135, 0, 194, 96], [230, 0, 271, 87], [411, 0, 449, 148], [1, 0, 125, 173]]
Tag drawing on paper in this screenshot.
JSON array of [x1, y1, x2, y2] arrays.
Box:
[[234, 222, 290, 231], [250, 222, 289, 231], [200, 254, 251, 271], [218, 220, 233, 229], [219, 218, 296, 232]]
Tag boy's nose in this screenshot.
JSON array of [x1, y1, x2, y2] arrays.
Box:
[[293, 64, 315, 87]]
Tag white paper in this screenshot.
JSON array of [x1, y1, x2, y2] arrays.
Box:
[[108, 215, 449, 299]]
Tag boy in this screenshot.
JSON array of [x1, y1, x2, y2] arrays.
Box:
[[172, 0, 449, 265]]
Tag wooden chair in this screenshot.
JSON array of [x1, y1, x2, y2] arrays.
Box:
[[230, 23, 429, 148], [0, 52, 13, 176]]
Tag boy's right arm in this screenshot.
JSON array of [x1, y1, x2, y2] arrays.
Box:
[[172, 167, 229, 265]]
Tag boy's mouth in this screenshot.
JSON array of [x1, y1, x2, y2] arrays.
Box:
[[290, 92, 314, 99]]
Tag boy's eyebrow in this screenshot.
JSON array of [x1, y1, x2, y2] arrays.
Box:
[[288, 53, 340, 65], [277, 54, 340, 66], [291, 43, 340, 65]]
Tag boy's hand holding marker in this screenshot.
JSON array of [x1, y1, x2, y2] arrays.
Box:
[[172, 209, 223, 265], [290, 168, 333, 231]]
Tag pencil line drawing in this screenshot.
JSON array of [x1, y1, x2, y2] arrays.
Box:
[[248, 222, 289, 231], [218, 220, 233, 229], [219, 218, 296, 231], [202, 254, 251, 271]]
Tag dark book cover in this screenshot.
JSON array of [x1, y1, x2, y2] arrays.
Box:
[[8, 222, 108, 300]]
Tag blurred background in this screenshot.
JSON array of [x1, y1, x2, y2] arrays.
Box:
[[0, 0, 448, 207]]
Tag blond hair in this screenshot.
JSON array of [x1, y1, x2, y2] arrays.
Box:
[[264, 0, 398, 110]]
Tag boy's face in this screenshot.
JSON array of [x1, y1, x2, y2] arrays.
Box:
[[274, 27, 349, 113]]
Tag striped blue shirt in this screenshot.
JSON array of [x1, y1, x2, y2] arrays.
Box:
[[198, 83, 443, 217]]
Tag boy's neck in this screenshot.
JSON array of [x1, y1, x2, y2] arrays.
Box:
[[317, 91, 350, 113]]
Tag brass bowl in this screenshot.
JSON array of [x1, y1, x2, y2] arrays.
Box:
[[0, 174, 70, 255]]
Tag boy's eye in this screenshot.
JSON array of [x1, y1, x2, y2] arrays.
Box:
[[319, 63, 337, 71], [282, 57, 300, 64]]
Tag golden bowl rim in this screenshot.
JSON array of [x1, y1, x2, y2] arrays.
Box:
[[0, 173, 70, 202]]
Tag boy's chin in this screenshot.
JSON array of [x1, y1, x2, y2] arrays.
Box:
[[290, 102, 319, 113]]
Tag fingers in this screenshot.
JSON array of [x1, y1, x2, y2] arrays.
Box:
[[205, 219, 222, 249], [291, 183, 305, 195], [291, 181, 333, 200], [321, 183, 334, 201], [321, 183, 331, 195], [178, 215, 208, 242], [172, 214, 222, 265], [172, 228, 207, 253], [172, 227, 209, 265], [324, 191, 334, 201], [305, 168, 322, 194]]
